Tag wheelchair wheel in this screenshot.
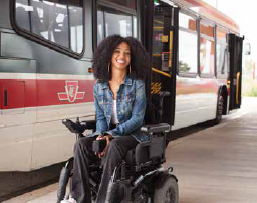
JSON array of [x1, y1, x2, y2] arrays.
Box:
[[154, 175, 178, 203], [57, 158, 74, 203]]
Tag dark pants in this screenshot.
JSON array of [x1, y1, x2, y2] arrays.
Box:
[[71, 136, 138, 203]]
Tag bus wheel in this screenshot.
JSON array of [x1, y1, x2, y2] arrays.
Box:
[[214, 94, 224, 124], [154, 175, 179, 203]]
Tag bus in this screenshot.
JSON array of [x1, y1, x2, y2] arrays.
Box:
[[0, 0, 243, 172]]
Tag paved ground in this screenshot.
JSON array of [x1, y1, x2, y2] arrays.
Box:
[[166, 112, 257, 203], [2, 184, 58, 203], [4, 97, 257, 203], [0, 163, 63, 201], [164, 97, 257, 203]]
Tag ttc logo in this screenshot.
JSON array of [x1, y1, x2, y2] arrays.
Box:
[[58, 81, 85, 103]]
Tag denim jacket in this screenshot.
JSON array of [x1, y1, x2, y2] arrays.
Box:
[[87, 76, 149, 143]]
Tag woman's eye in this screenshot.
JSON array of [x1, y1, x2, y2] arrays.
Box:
[[114, 50, 120, 54], [125, 52, 131, 55]]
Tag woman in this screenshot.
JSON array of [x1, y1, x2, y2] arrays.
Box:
[[64, 35, 150, 203]]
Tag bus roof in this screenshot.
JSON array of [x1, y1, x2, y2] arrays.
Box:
[[172, 0, 240, 34]]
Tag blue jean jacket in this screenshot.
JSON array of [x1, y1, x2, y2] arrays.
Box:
[[87, 76, 149, 143]]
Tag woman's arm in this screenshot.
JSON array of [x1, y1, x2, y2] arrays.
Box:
[[93, 83, 108, 136], [105, 80, 146, 136]]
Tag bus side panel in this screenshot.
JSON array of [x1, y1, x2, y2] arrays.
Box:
[[0, 123, 33, 171], [30, 77, 95, 169], [31, 101, 95, 170], [0, 28, 95, 171], [1, 31, 91, 76], [196, 78, 219, 122], [173, 76, 219, 130], [0, 77, 37, 171], [31, 114, 95, 170], [0, 0, 11, 29]]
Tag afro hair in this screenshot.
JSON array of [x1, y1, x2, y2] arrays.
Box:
[[92, 35, 150, 82]]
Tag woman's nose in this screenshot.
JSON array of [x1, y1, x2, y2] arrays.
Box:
[[119, 52, 126, 58]]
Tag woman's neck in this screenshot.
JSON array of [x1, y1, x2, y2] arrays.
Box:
[[110, 68, 126, 84]]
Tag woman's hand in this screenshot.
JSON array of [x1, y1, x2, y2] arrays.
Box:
[[96, 134, 112, 158]]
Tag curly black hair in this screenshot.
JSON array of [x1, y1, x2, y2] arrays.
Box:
[[92, 35, 150, 82]]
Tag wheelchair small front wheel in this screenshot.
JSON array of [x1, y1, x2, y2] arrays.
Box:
[[154, 175, 178, 203]]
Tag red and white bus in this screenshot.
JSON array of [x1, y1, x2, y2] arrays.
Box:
[[0, 0, 243, 172]]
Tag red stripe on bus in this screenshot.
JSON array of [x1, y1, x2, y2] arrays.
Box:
[[0, 79, 95, 109]]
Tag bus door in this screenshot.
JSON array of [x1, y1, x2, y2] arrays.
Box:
[[151, 1, 179, 125], [228, 34, 244, 110]]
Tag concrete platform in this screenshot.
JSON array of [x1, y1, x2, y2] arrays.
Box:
[[4, 97, 257, 203], [166, 110, 257, 203]]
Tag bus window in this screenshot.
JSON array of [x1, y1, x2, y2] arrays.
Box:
[[200, 22, 214, 37], [133, 16, 137, 38], [97, 10, 105, 44], [179, 12, 196, 32], [217, 43, 228, 74], [105, 11, 133, 37], [15, 0, 84, 54], [69, 0, 83, 53], [104, 0, 137, 10], [200, 21, 215, 75], [217, 27, 227, 42], [15, 0, 30, 31], [179, 12, 198, 74], [216, 27, 228, 75], [97, 6, 135, 44]]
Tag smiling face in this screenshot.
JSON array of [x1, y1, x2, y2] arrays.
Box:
[[111, 42, 131, 72]]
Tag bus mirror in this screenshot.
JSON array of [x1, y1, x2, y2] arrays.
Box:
[[244, 42, 251, 55]]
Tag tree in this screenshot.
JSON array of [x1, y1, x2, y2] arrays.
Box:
[[179, 61, 191, 72]]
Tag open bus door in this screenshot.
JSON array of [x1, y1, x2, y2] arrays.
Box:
[[228, 34, 244, 110], [150, 1, 179, 125]]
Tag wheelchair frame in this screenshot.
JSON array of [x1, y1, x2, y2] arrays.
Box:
[[57, 119, 178, 203]]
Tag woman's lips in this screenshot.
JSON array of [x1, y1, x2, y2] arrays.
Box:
[[116, 59, 126, 64]]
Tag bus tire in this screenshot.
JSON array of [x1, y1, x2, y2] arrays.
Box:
[[213, 94, 224, 124], [154, 175, 179, 203]]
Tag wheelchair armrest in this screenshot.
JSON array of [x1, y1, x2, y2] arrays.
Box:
[[81, 120, 96, 130], [140, 123, 171, 134], [62, 119, 96, 134], [134, 125, 169, 166]]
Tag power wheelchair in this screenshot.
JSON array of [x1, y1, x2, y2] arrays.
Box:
[[57, 92, 179, 203]]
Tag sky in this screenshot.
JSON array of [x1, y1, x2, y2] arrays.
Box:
[[204, 0, 257, 64]]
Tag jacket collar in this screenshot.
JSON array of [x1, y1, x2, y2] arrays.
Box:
[[123, 76, 133, 85], [100, 76, 132, 90]]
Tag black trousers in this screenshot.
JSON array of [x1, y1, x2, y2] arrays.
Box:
[[71, 135, 138, 203]]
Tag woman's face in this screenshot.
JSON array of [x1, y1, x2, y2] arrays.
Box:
[[111, 42, 131, 72]]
